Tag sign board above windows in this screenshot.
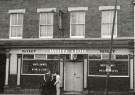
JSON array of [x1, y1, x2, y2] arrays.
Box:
[[10, 48, 130, 55]]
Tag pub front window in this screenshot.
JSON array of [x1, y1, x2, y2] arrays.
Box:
[[88, 54, 129, 76], [22, 54, 60, 75]]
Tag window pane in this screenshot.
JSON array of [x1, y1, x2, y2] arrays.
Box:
[[47, 13, 53, 25], [40, 13, 46, 24], [18, 14, 23, 25], [70, 12, 85, 37], [77, 12, 85, 24], [102, 11, 113, 23], [71, 13, 77, 24], [71, 25, 84, 36], [11, 26, 22, 37], [39, 12, 53, 37], [11, 14, 18, 25], [40, 13, 53, 25], [40, 26, 46, 36], [10, 13, 23, 38], [22, 60, 59, 74], [11, 14, 23, 25], [47, 26, 53, 36], [71, 12, 85, 24], [101, 10, 117, 38], [101, 24, 111, 36], [40, 25, 53, 37]]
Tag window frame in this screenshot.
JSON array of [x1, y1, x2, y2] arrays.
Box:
[[9, 9, 25, 39], [68, 7, 88, 38], [88, 53, 129, 77], [37, 8, 56, 39], [21, 54, 60, 75], [99, 6, 120, 39]]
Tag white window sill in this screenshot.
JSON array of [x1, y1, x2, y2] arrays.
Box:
[[9, 37, 22, 39], [101, 36, 117, 39], [39, 37, 53, 39], [70, 36, 85, 39]]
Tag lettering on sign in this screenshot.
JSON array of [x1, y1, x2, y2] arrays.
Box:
[[22, 49, 36, 53], [21, 49, 87, 54], [100, 49, 115, 53], [49, 49, 86, 54]]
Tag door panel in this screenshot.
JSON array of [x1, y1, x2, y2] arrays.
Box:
[[64, 62, 74, 91], [74, 62, 83, 91], [64, 62, 83, 91]]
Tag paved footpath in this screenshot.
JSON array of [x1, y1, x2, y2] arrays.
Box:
[[0, 94, 41, 95], [0, 92, 131, 95]]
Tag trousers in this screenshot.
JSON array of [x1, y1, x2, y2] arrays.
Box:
[[56, 83, 60, 95]]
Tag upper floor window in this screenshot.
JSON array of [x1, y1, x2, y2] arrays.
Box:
[[99, 6, 120, 38], [68, 7, 88, 38], [37, 8, 56, 38], [9, 9, 25, 39]]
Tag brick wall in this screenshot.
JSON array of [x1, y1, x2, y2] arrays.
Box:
[[0, 0, 133, 39]]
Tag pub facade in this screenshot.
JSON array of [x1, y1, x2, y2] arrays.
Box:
[[0, 0, 133, 94]]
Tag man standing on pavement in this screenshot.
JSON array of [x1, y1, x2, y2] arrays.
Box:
[[54, 72, 61, 95]]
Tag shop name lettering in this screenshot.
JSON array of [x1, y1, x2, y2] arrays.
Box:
[[22, 49, 86, 53], [100, 49, 115, 53], [49, 49, 86, 53], [22, 49, 36, 53]]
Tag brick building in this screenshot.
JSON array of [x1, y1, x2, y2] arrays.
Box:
[[0, 0, 134, 94]]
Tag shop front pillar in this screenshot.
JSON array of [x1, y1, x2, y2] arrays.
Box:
[[17, 55, 21, 86], [5, 53, 10, 86], [84, 59, 87, 89], [130, 53, 134, 90], [134, 2, 135, 92], [60, 59, 63, 87]]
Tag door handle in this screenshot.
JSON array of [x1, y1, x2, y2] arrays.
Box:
[[73, 73, 76, 76]]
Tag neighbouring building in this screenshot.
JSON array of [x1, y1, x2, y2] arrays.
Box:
[[0, 0, 134, 94]]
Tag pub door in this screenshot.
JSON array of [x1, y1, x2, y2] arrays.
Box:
[[64, 62, 83, 92], [0, 54, 6, 93]]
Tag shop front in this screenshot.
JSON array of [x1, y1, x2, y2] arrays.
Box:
[[0, 39, 132, 93], [7, 48, 88, 92], [2, 47, 132, 93]]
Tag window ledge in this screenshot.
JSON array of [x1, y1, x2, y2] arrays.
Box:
[[70, 36, 85, 39], [9, 37, 22, 39], [39, 37, 53, 39]]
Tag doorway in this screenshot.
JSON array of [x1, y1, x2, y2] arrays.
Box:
[[0, 54, 6, 93], [64, 61, 83, 92]]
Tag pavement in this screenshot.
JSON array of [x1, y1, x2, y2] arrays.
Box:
[[0, 91, 132, 95]]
